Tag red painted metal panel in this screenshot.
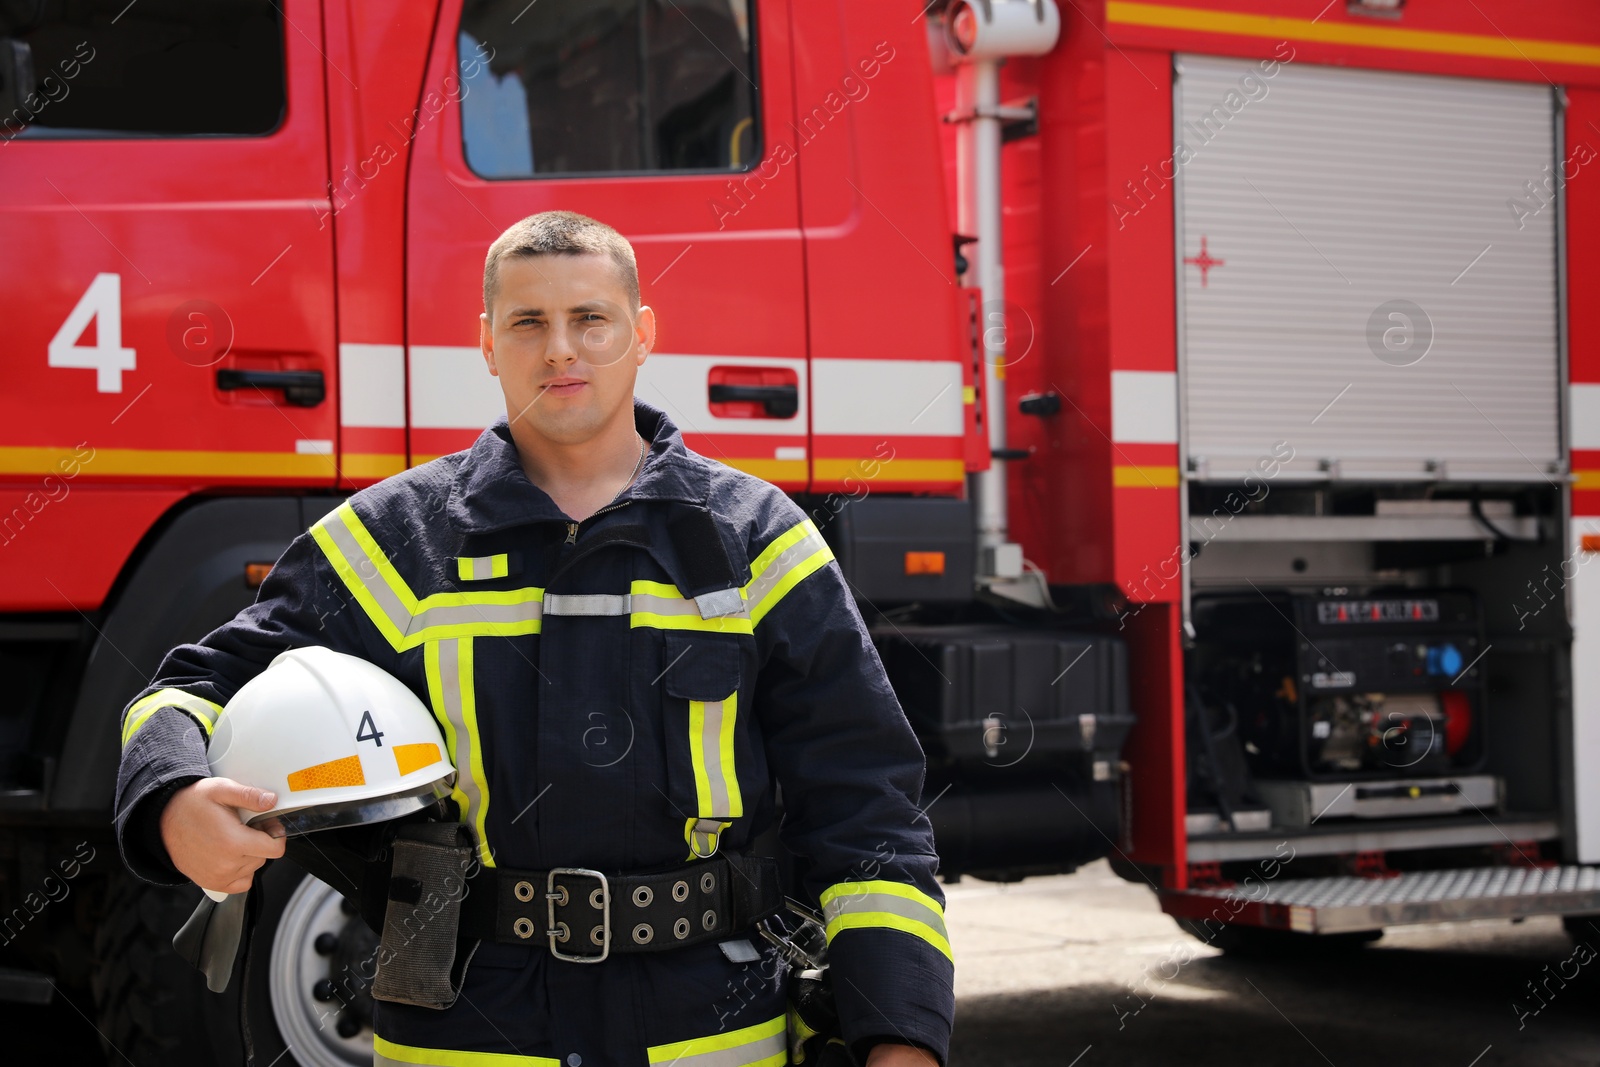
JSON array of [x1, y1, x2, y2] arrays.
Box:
[[0, 0, 337, 611], [791, 1, 969, 495], [1103, 0, 1600, 88], [1121, 600, 1188, 880], [0, 488, 187, 611], [323, 0, 442, 486]]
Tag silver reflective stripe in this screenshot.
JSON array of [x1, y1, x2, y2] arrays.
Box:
[[823, 888, 948, 937], [321, 512, 541, 640], [319, 512, 414, 636], [471, 556, 494, 581], [629, 590, 712, 618], [429, 637, 490, 864], [542, 593, 631, 616], [660, 1032, 785, 1067], [646, 1015, 787, 1067], [697, 697, 734, 817], [743, 526, 830, 617], [413, 599, 542, 632]]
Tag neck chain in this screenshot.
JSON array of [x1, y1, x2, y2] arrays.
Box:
[[608, 433, 647, 506]]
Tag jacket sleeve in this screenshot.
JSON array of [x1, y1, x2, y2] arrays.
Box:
[[748, 500, 955, 1064], [113, 527, 367, 883]]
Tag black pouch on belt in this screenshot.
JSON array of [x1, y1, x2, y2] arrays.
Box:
[[370, 822, 479, 1009]]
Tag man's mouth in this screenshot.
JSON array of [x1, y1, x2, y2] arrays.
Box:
[[543, 377, 587, 397]]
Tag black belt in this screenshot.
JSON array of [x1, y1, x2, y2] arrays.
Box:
[[455, 852, 782, 961]]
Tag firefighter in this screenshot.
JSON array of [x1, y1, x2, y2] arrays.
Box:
[[114, 211, 955, 1066]]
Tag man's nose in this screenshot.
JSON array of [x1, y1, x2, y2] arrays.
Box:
[[544, 324, 580, 365]]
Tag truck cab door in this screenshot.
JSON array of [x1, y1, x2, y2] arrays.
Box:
[[405, 0, 808, 490], [0, 0, 337, 611]]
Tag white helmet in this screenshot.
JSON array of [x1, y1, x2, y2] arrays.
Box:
[[208, 646, 455, 835]]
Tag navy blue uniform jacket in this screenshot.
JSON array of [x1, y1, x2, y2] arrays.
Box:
[[115, 400, 955, 1066]]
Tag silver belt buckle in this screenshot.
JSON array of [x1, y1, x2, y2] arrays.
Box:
[[547, 868, 610, 963]]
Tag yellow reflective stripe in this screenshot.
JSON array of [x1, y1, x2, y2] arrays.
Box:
[[646, 1014, 787, 1067], [747, 518, 816, 581], [121, 688, 224, 746], [688, 693, 742, 819], [819, 880, 953, 962], [741, 518, 834, 627], [312, 504, 543, 651], [373, 1035, 559, 1067], [628, 580, 754, 634], [631, 610, 754, 634], [426, 637, 493, 867], [456, 554, 510, 581]]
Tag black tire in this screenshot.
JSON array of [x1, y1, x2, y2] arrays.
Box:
[[1562, 914, 1600, 941], [1175, 916, 1383, 958], [91, 873, 245, 1065], [245, 862, 377, 1067]]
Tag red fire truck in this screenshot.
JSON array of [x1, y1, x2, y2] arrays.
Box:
[[2, 0, 1598, 1062]]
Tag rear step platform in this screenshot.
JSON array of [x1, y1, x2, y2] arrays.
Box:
[[1162, 866, 1600, 934]]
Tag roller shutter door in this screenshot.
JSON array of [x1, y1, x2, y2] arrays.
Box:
[[1175, 55, 1561, 483]]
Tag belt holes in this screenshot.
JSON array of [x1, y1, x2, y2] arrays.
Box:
[[632, 923, 654, 945], [673, 917, 690, 940], [553, 922, 570, 943], [672, 880, 689, 903], [699, 872, 716, 894], [633, 886, 653, 908], [514, 880, 535, 903], [702, 909, 717, 931], [589, 888, 606, 911], [550, 886, 569, 907], [590, 926, 606, 947], [513, 917, 535, 940]]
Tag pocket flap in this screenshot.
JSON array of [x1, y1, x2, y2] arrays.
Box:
[[662, 631, 743, 701]]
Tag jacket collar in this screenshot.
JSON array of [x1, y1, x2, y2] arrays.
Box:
[[448, 398, 711, 535]]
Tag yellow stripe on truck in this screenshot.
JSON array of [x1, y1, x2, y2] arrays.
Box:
[[0, 445, 338, 479], [1106, 2, 1600, 68]]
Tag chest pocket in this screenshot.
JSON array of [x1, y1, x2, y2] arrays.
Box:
[[661, 630, 745, 860]]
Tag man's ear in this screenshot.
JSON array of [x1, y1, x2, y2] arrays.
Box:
[[480, 312, 499, 377], [634, 305, 657, 367]]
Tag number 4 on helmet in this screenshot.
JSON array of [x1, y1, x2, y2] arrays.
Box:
[[174, 646, 455, 992]]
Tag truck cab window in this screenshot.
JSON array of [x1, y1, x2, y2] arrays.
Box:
[[0, 0, 285, 139], [459, 0, 757, 178]]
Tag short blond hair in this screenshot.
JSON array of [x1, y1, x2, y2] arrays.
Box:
[[482, 211, 640, 313]]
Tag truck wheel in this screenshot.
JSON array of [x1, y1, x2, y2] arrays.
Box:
[[247, 861, 377, 1067], [91, 873, 245, 1065], [1175, 917, 1382, 957], [1561, 914, 1599, 941]]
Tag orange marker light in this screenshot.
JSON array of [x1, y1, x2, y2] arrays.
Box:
[[905, 551, 946, 576], [244, 562, 274, 588], [1582, 534, 1600, 554]]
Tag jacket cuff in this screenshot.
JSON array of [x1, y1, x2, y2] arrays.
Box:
[[114, 707, 212, 885], [828, 931, 955, 1066]]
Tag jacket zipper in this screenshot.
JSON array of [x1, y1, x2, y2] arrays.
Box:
[[565, 498, 632, 545]]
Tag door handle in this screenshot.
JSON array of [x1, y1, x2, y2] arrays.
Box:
[[216, 369, 326, 407], [707, 382, 798, 419]]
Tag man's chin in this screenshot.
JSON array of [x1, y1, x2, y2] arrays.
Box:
[[509, 403, 607, 446]]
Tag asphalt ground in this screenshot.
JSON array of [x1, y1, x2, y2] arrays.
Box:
[[15, 860, 1600, 1065]]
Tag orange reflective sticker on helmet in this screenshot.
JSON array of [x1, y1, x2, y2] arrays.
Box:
[[393, 742, 442, 777], [286, 754, 365, 792]]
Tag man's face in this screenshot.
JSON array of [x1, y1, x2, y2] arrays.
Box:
[[480, 253, 655, 446]]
